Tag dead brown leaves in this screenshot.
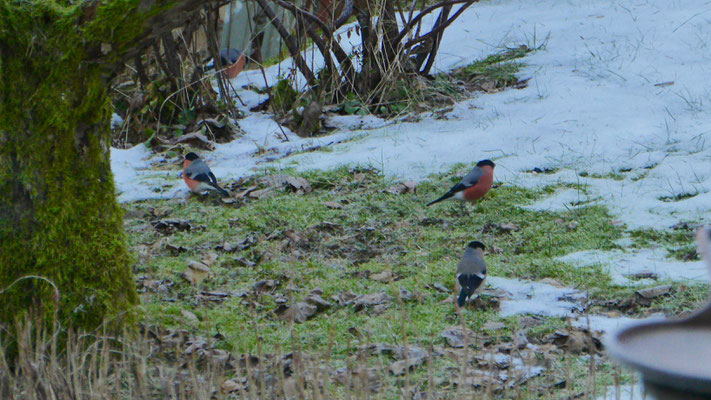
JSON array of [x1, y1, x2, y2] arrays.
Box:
[[274, 288, 332, 323]]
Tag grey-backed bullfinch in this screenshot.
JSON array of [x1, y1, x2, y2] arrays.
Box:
[[182, 152, 229, 196], [456, 241, 487, 307], [427, 159, 495, 206]]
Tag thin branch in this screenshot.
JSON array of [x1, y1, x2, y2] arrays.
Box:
[[334, 0, 354, 29], [253, 0, 317, 87], [403, 2, 475, 51], [395, 0, 478, 45], [274, 0, 357, 89], [421, 5, 451, 74]]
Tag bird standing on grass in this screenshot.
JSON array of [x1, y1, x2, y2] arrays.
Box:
[[456, 241, 487, 308], [182, 152, 229, 196], [427, 160, 496, 206]]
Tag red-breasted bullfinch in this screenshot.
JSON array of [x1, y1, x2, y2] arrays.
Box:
[[427, 159, 495, 206], [456, 241, 487, 307], [182, 152, 229, 196]]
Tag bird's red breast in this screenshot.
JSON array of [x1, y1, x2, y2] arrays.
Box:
[[182, 159, 201, 192], [462, 165, 494, 201]]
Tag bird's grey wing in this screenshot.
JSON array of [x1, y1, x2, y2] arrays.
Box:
[[456, 248, 487, 278], [185, 160, 213, 183], [460, 166, 484, 188]]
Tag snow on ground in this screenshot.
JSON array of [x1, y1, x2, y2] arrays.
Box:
[[112, 0, 711, 228], [111, 1, 711, 389], [560, 247, 709, 285], [488, 276, 584, 318]]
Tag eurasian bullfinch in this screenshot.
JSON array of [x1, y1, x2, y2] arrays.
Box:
[[182, 152, 229, 196], [427, 159, 495, 206], [456, 241, 487, 307]]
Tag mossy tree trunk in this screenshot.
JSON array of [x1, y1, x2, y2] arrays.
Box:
[[0, 0, 214, 331]]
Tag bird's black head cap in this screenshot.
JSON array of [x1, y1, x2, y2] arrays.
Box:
[[467, 241, 486, 251], [476, 159, 495, 168], [185, 152, 200, 161]]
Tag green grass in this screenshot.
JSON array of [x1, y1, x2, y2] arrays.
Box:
[[120, 163, 707, 398], [455, 46, 533, 87]]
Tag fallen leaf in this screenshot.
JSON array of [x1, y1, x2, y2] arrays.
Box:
[[199, 291, 231, 303], [482, 222, 521, 234], [432, 283, 451, 293], [184, 261, 210, 285], [337, 291, 358, 305], [324, 201, 344, 209], [635, 284, 673, 305], [172, 131, 214, 150], [247, 187, 276, 199], [389, 357, 424, 376], [258, 174, 312, 193], [284, 230, 307, 244], [275, 302, 318, 323], [304, 289, 332, 311], [627, 271, 659, 280], [221, 378, 246, 393], [165, 242, 189, 254], [234, 185, 258, 199], [385, 181, 417, 195], [441, 327, 480, 348], [201, 251, 219, 266], [482, 321, 506, 331], [353, 291, 393, 312], [152, 219, 193, 235], [181, 310, 198, 322], [253, 279, 279, 292], [227, 257, 256, 268], [370, 270, 393, 283]]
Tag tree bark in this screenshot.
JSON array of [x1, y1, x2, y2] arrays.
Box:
[[0, 0, 216, 331]]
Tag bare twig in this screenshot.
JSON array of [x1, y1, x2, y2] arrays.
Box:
[[395, 0, 478, 45], [403, 2, 475, 51], [421, 5, 451, 74], [253, 0, 317, 87]]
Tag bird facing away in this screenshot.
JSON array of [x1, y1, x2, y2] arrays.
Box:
[[456, 241, 487, 307], [182, 152, 229, 196], [427, 160, 496, 206]]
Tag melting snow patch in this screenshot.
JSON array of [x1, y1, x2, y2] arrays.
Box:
[[487, 277, 584, 318], [559, 248, 708, 284], [571, 314, 664, 336]]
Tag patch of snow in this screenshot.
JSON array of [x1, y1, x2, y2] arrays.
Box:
[[111, 144, 179, 203], [559, 248, 708, 284], [111, 113, 124, 129], [488, 277, 584, 317], [572, 314, 665, 336]]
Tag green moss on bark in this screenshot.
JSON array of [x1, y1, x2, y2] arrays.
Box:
[[0, 0, 146, 331]]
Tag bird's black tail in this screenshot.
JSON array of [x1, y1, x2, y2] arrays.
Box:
[[457, 274, 485, 307], [426, 191, 453, 206], [211, 183, 230, 197], [457, 289, 468, 307]]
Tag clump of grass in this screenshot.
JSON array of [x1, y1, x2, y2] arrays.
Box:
[[456, 45, 533, 88], [658, 192, 699, 202]]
